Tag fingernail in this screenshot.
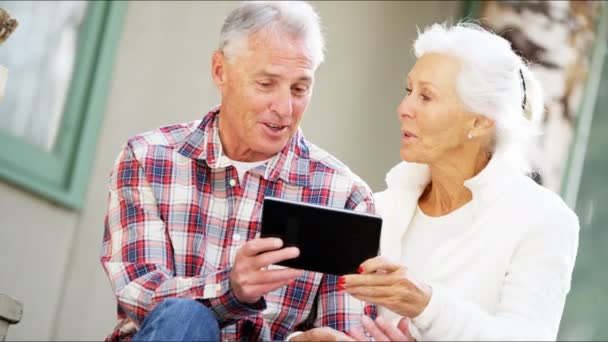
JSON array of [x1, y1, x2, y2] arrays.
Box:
[[358, 267, 364, 273], [338, 276, 346, 284], [338, 284, 345, 291]]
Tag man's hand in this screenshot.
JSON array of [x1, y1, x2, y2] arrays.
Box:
[[230, 237, 304, 304], [290, 327, 354, 341]]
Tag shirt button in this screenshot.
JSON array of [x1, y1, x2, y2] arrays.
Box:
[[233, 233, 241, 241], [229, 179, 236, 187]]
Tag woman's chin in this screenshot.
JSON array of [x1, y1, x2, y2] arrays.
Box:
[[400, 148, 420, 163]]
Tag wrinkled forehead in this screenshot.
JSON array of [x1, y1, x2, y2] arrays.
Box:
[[229, 29, 316, 81], [408, 52, 462, 91], [248, 28, 315, 66]]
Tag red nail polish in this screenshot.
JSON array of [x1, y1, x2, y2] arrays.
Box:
[[338, 283, 345, 291], [358, 267, 364, 273], [338, 276, 345, 284]]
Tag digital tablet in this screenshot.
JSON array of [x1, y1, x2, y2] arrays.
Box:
[[260, 197, 382, 276]]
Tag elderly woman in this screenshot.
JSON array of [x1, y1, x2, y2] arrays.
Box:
[[341, 23, 579, 341]]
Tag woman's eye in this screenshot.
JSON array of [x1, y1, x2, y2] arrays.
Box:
[[257, 81, 272, 87], [421, 94, 431, 101], [405, 88, 412, 95]]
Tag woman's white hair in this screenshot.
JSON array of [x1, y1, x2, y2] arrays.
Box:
[[219, 1, 325, 69], [414, 22, 544, 173]]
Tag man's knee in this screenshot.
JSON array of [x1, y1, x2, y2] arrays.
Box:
[[153, 298, 219, 334]]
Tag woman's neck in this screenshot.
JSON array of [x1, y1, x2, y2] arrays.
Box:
[[419, 150, 490, 217]]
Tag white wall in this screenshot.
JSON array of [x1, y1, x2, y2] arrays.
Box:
[[0, 1, 463, 340]]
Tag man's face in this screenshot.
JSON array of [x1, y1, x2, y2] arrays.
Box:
[[212, 29, 315, 162]]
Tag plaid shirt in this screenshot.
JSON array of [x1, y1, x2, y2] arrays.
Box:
[[101, 108, 376, 341]]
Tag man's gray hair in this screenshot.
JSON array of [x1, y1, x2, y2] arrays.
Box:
[[219, 1, 325, 69]]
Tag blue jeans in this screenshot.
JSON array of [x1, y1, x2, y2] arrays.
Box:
[[132, 298, 220, 341]]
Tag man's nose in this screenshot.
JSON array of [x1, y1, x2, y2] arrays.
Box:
[[270, 89, 293, 118]]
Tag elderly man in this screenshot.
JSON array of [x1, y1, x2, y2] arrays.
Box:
[[100, 1, 375, 341]]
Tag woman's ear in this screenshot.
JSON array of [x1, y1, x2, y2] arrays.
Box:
[[471, 115, 495, 139]]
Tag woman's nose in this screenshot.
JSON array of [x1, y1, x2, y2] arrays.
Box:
[[397, 95, 414, 120]]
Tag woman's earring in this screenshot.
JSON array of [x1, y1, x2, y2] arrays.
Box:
[[467, 132, 473, 140]]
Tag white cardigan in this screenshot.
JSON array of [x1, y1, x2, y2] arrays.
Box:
[[374, 154, 579, 341]]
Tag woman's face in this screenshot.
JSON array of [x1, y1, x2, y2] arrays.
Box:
[[397, 53, 475, 164]]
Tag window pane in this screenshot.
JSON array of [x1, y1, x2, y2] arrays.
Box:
[[0, 1, 87, 151], [559, 49, 608, 341]]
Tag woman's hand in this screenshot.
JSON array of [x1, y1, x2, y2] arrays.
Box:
[[348, 316, 415, 341], [290, 327, 354, 341], [341, 256, 432, 318]]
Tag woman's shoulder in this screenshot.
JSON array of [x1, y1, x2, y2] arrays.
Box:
[[504, 175, 579, 240], [516, 176, 577, 221]]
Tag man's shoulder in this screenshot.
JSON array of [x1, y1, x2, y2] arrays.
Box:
[[304, 140, 371, 191], [125, 120, 201, 156]]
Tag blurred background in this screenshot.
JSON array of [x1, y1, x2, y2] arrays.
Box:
[[0, 0, 605, 340]]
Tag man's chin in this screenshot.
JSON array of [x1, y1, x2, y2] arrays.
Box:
[[247, 126, 299, 158], [257, 145, 287, 159], [253, 139, 291, 158]]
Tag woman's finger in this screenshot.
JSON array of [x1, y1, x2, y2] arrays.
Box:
[[347, 325, 369, 341], [346, 284, 403, 298], [376, 316, 408, 341], [361, 315, 389, 341], [343, 273, 406, 287], [397, 318, 415, 341], [359, 256, 402, 274], [346, 294, 395, 311]]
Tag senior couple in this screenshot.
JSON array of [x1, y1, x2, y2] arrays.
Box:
[[100, 1, 579, 341]]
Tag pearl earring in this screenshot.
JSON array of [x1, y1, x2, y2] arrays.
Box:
[[467, 132, 473, 140]]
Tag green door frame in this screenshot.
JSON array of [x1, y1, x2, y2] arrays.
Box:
[[561, 5, 608, 208]]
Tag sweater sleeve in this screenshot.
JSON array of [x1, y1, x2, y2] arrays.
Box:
[[409, 206, 579, 341]]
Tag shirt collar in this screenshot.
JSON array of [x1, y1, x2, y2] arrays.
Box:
[[385, 151, 519, 206], [178, 107, 310, 187]]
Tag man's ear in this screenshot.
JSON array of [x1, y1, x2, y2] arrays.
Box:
[[211, 50, 226, 89]]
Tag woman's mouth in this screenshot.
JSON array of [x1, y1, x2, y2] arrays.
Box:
[[401, 130, 418, 142], [402, 130, 417, 137]]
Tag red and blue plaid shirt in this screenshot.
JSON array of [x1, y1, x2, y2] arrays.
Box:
[[101, 108, 376, 341]]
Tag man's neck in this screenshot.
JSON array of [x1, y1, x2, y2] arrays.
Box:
[[217, 112, 271, 162]]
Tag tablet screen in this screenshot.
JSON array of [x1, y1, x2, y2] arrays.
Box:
[[260, 197, 382, 276]]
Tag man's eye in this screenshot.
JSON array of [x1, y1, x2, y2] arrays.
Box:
[[257, 81, 272, 87], [405, 88, 412, 95], [420, 94, 431, 101]]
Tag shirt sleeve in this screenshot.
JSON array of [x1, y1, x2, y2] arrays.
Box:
[[100, 144, 264, 328], [409, 206, 579, 341]]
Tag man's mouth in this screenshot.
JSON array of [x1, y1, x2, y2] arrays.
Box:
[[263, 123, 288, 132]]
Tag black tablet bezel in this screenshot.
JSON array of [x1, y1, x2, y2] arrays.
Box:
[[260, 197, 382, 276]]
